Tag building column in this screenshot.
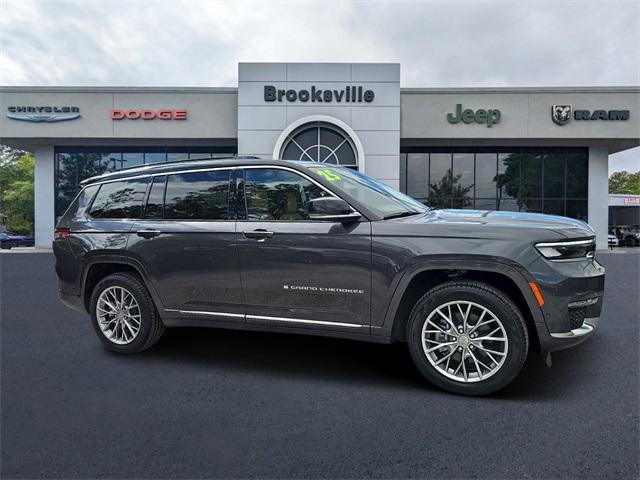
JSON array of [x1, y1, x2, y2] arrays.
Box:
[[588, 146, 609, 250], [33, 145, 55, 249]]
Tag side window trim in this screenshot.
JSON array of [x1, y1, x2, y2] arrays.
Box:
[[239, 166, 359, 222], [87, 177, 150, 220], [142, 175, 167, 220], [162, 168, 233, 222]]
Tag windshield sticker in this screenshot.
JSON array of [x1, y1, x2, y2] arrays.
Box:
[[316, 169, 342, 182]]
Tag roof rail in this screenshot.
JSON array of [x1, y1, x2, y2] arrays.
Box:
[[79, 155, 263, 186], [112, 154, 259, 173]]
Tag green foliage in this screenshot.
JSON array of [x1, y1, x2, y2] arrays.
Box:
[[609, 170, 640, 195], [0, 147, 34, 235], [428, 169, 472, 209]]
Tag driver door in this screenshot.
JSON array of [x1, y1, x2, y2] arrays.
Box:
[[236, 166, 372, 332]]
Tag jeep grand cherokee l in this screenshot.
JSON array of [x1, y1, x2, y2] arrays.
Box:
[[54, 158, 605, 395]]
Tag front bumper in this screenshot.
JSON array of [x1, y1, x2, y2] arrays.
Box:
[[527, 255, 605, 354]]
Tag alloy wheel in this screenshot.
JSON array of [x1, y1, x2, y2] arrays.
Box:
[[96, 286, 142, 345], [421, 300, 509, 383]]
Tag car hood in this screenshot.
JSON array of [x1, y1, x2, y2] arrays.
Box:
[[395, 208, 595, 239]]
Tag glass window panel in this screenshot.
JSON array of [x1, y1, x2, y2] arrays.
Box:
[[144, 176, 166, 219], [164, 171, 230, 220], [543, 199, 565, 217], [244, 168, 330, 221], [452, 153, 474, 207], [100, 152, 122, 171], [399, 154, 407, 193], [189, 151, 212, 160], [77, 153, 105, 182], [89, 179, 148, 219], [475, 198, 497, 211], [320, 127, 344, 150], [566, 151, 588, 198], [55, 153, 78, 218], [519, 199, 542, 213], [166, 152, 189, 162], [475, 153, 497, 198], [281, 142, 303, 161], [121, 152, 143, 169], [145, 151, 166, 164], [406, 154, 429, 201], [520, 153, 543, 198], [429, 153, 451, 198], [566, 200, 588, 221], [543, 152, 565, 198], [497, 153, 519, 200], [334, 141, 356, 166], [497, 198, 520, 212]]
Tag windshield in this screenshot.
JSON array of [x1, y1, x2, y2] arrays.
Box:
[[309, 166, 428, 217]]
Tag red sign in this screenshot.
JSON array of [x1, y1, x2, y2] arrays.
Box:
[[111, 109, 187, 120], [624, 197, 640, 206]]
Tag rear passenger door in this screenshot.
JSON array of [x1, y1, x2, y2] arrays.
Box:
[[128, 168, 244, 321]]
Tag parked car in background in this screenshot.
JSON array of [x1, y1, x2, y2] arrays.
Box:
[[0, 232, 17, 249], [0, 232, 35, 249], [608, 233, 619, 247], [613, 227, 640, 247], [6, 232, 35, 247]]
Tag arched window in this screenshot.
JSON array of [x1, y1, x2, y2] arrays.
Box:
[[279, 122, 358, 167]]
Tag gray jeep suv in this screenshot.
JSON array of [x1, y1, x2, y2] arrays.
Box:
[[54, 158, 605, 395]]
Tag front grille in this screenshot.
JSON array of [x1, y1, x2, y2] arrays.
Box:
[[569, 307, 587, 330]]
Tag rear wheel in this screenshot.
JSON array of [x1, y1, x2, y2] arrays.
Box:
[[89, 273, 165, 353], [406, 281, 529, 395], [625, 237, 636, 247]]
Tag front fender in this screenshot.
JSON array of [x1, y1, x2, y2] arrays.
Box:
[[373, 255, 545, 339]]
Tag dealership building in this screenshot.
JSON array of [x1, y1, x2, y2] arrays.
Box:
[[1, 63, 638, 249]]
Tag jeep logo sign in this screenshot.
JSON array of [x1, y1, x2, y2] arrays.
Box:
[[447, 104, 501, 127], [264, 85, 374, 103]]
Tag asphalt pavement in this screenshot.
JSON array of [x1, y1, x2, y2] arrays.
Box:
[[1, 250, 638, 479]]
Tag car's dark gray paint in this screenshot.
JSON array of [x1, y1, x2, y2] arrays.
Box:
[[55, 157, 605, 357]]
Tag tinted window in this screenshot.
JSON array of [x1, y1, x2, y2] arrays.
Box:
[[144, 176, 166, 219], [89, 179, 148, 219], [164, 171, 230, 220], [244, 169, 330, 221]]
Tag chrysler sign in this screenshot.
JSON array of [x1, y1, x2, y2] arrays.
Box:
[[7, 106, 80, 122], [264, 85, 374, 103]]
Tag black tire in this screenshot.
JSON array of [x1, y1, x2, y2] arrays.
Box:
[[406, 281, 529, 396], [624, 237, 636, 248], [89, 273, 165, 353]]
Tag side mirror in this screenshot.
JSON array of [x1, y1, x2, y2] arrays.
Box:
[[308, 197, 361, 222]]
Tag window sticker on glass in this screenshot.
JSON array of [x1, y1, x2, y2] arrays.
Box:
[[317, 169, 342, 182]]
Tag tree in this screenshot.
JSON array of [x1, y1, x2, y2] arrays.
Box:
[[0, 147, 34, 235], [429, 169, 473, 209], [609, 170, 640, 195]]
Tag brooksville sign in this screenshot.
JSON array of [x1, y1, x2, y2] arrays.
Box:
[[264, 85, 374, 103]]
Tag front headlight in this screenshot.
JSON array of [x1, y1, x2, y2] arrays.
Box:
[[535, 239, 596, 260]]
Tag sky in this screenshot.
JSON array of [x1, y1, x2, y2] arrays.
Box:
[[0, 0, 638, 172]]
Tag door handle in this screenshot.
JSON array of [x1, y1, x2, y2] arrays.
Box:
[[136, 229, 161, 239], [242, 229, 274, 241]]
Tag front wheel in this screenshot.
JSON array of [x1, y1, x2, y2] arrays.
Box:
[[406, 281, 529, 396], [89, 273, 165, 353]]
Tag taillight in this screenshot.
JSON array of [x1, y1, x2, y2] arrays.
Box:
[[54, 227, 70, 240]]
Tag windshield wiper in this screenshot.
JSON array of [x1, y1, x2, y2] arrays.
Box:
[[383, 211, 422, 220]]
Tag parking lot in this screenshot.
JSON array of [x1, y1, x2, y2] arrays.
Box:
[[1, 250, 638, 479]]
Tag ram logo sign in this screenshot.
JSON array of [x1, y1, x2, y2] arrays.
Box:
[[552, 104, 630, 125]]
